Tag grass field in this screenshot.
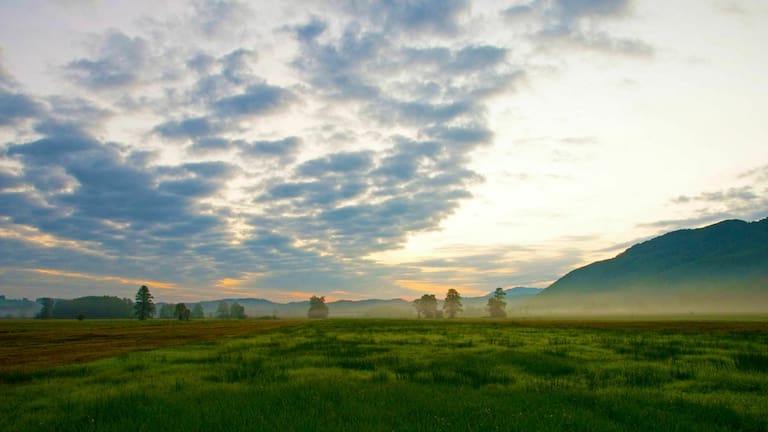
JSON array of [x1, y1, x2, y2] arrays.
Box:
[[2, 318, 767, 431]]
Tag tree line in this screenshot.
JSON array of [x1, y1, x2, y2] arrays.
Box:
[[413, 288, 507, 318], [134, 285, 246, 320], [34, 285, 248, 320], [32, 285, 510, 320], [36, 296, 133, 320]]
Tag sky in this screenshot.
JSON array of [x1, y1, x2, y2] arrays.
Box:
[[0, 0, 766, 303]]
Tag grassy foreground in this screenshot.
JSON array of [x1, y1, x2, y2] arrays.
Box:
[[2, 319, 767, 431]]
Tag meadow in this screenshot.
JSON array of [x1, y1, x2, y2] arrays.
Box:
[[2, 318, 767, 431]]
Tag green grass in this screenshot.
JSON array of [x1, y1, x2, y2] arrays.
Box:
[[2, 319, 767, 431]]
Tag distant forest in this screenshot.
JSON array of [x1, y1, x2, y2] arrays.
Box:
[[0, 295, 136, 319], [0, 294, 39, 318], [0, 294, 228, 320]]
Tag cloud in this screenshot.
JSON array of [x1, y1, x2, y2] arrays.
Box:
[[740, 164, 768, 183], [181, 48, 272, 112], [264, 180, 367, 207], [0, 0, 622, 301], [240, 137, 301, 160], [646, 181, 768, 232], [194, 0, 252, 37], [183, 160, 237, 178], [556, 0, 631, 17], [396, 247, 586, 292], [309, 190, 471, 255], [186, 52, 217, 74], [5, 122, 233, 252], [538, 30, 653, 56], [0, 61, 42, 125], [65, 30, 149, 89], [252, 139, 482, 259], [672, 186, 758, 205], [188, 137, 239, 154], [424, 123, 493, 148], [212, 83, 293, 117], [298, 151, 374, 177], [0, 90, 42, 126], [45, 96, 112, 129], [400, 45, 508, 73], [0, 169, 22, 190], [502, 4, 536, 19], [344, 0, 470, 35], [367, 99, 474, 126], [0, 55, 15, 88], [291, 25, 385, 99], [502, 0, 652, 57], [373, 140, 441, 181], [154, 117, 222, 139], [219, 48, 258, 85], [292, 16, 327, 41], [7, 124, 101, 163]]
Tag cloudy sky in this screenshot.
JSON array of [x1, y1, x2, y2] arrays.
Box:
[[0, 0, 766, 303]]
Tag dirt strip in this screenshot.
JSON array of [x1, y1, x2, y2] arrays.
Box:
[[0, 319, 302, 372]]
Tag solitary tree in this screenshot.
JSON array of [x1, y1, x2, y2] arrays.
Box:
[[37, 297, 54, 319], [487, 287, 507, 318], [230, 302, 246, 319], [134, 285, 155, 320], [443, 289, 463, 318], [307, 295, 329, 319], [191, 303, 205, 319], [414, 294, 439, 318], [174, 303, 191, 320], [216, 300, 230, 319]]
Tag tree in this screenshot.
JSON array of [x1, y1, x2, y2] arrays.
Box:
[[134, 285, 155, 320], [159, 303, 175, 319], [414, 294, 438, 318], [487, 287, 507, 318], [191, 303, 205, 319], [230, 302, 246, 319], [307, 295, 329, 319], [216, 300, 230, 319], [37, 297, 54, 319], [174, 303, 191, 320], [443, 289, 463, 318]]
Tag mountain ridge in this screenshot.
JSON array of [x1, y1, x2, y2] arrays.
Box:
[[532, 217, 768, 313]]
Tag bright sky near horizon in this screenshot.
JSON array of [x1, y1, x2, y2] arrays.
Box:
[[0, 0, 766, 303]]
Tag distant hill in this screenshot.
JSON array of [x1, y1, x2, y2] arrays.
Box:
[[188, 297, 416, 319], [463, 287, 544, 300], [461, 287, 543, 315], [185, 289, 544, 319], [531, 218, 768, 313]]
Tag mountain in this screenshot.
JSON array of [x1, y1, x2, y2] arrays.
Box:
[[501, 287, 544, 297], [463, 287, 543, 300], [531, 218, 768, 313]]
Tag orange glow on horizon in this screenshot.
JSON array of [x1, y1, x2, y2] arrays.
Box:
[[394, 279, 486, 299], [215, 278, 244, 288], [28, 268, 178, 290]]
